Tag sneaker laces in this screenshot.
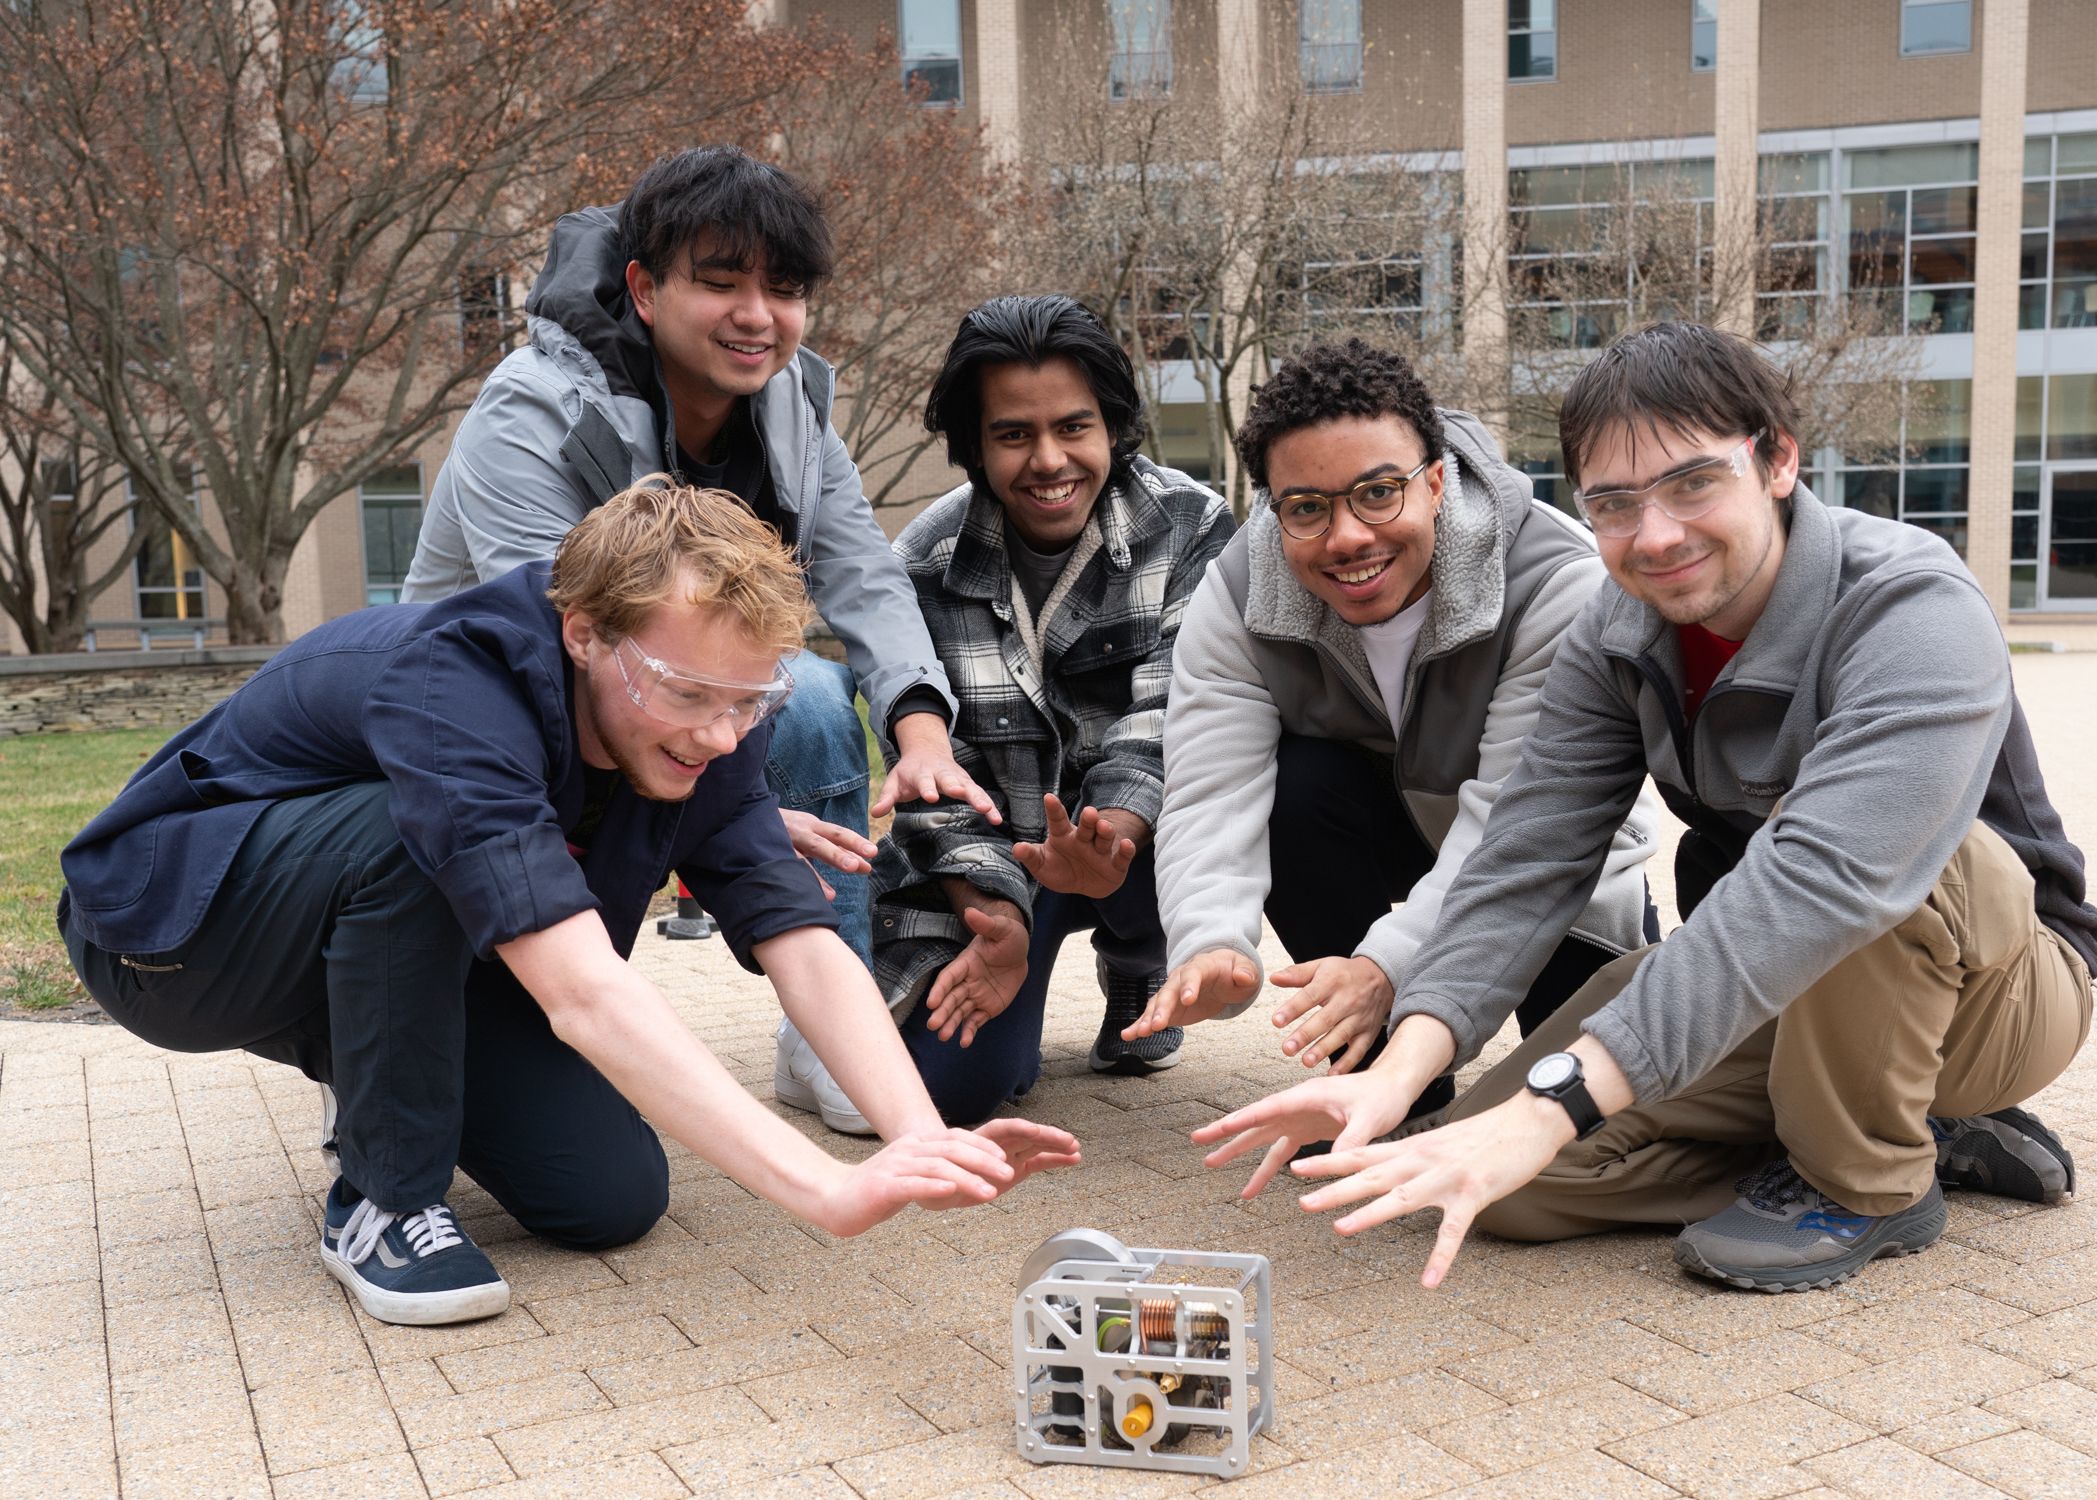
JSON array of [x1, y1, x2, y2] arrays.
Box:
[[1735, 1160, 1817, 1214], [338, 1198, 463, 1266]]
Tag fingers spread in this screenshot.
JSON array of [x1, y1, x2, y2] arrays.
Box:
[[1420, 1208, 1474, 1287], [1242, 1136, 1296, 1199]]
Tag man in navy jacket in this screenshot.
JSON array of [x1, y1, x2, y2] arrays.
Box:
[[58, 484, 1076, 1326]]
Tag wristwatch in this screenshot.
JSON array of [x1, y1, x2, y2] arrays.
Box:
[[1525, 1051, 1606, 1140]]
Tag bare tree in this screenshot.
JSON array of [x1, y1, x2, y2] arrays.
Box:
[[0, 343, 145, 654], [0, 0, 809, 643]]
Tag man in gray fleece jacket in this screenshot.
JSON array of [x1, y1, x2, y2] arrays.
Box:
[[1198, 322, 2094, 1295]]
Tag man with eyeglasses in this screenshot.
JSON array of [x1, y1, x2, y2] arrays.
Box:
[[1130, 339, 1657, 1112], [1199, 321, 2093, 1296], [56, 483, 1078, 1327]]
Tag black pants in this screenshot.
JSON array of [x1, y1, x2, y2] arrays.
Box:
[[60, 781, 667, 1246], [1264, 735, 1657, 1104], [900, 848, 1167, 1126]]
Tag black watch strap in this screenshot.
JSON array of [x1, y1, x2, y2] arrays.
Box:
[[1526, 1052, 1607, 1140]]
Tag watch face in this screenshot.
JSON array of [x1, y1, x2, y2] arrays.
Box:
[[1527, 1052, 1578, 1091]]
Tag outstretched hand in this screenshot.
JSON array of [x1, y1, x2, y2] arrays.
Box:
[[975, 1117, 1083, 1186], [1189, 1071, 1419, 1202], [872, 713, 1002, 823], [1269, 955, 1395, 1074], [780, 810, 879, 899], [1290, 1093, 1574, 1287], [1013, 795, 1138, 898], [814, 1127, 1023, 1236], [923, 903, 1030, 1046], [1123, 947, 1260, 1041]]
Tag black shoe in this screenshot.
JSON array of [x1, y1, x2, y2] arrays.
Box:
[[1674, 1160, 1946, 1293], [1089, 964, 1181, 1075], [1930, 1107, 2076, 1204]]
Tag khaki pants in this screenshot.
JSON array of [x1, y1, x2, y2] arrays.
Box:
[[1451, 822, 2093, 1237]]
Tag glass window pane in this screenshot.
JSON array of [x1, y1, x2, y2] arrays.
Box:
[[1847, 191, 1906, 292], [899, 0, 960, 55], [1692, 12, 1717, 71], [1834, 469, 1900, 516], [1510, 30, 1556, 79], [2058, 133, 2097, 174], [1900, 0, 1971, 56], [2017, 377, 2044, 463], [2024, 182, 2051, 229], [2021, 283, 2050, 330], [1908, 379, 1972, 463], [2013, 513, 2039, 560], [2014, 466, 2041, 513], [2011, 563, 2037, 610], [1902, 468, 1967, 515], [2026, 139, 2053, 178], [1510, 0, 1555, 29], [1761, 153, 1828, 195], [1909, 236, 1976, 285], [2048, 373, 2097, 461], [1908, 284, 1973, 332], [1846, 143, 1978, 190], [1762, 195, 1828, 243], [2021, 230, 2050, 282], [2054, 179, 2097, 278], [1911, 185, 1977, 234]]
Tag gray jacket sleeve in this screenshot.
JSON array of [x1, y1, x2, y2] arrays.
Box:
[[1387, 595, 1654, 1071], [1154, 567, 1283, 1008], [1582, 568, 2014, 1104], [804, 422, 957, 736]]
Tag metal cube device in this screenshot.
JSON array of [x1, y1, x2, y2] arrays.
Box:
[[1012, 1228, 1274, 1479]]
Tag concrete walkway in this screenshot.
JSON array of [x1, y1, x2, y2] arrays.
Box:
[[5, 655, 2095, 1500]]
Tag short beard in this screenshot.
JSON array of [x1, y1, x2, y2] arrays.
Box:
[[604, 739, 695, 803]]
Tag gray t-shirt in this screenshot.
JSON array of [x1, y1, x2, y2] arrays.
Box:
[[1006, 522, 1077, 620]]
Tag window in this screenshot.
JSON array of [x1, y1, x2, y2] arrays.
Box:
[[899, 0, 962, 105], [1109, 0, 1172, 100], [1690, 0, 1717, 71], [1300, 0, 1362, 93], [1900, 0, 1971, 56], [1843, 142, 1980, 334], [1507, 160, 1714, 349], [331, 0, 390, 104], [1827, 379, 1972, 560], [361, 465, 424, 607], [1757, 152, 1830, 339], [130, 466, 205, 623], [1509, 0, 1556, 82]]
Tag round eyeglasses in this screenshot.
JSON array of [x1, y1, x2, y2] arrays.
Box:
[[611, 635, 794, 736], [1270, 458, 1438, 541], [1572, 432, 1763, 539]]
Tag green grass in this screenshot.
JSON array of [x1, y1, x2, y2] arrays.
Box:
[[0, 728, 171, 1011]]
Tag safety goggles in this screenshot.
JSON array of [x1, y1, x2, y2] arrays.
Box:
[[1572, 431, 1762, 538], [612, 634, 794, 735]]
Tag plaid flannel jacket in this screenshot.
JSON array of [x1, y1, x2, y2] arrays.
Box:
[[869, 456, 1236, 1012]]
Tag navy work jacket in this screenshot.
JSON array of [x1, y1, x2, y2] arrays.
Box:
[[59, 563, 832, 968]]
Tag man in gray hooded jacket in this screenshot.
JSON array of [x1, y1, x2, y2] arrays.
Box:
[[1200, 323, 2094, 1296], [1130, 340, 1658, 1108], [404, 147, 994, 1135]]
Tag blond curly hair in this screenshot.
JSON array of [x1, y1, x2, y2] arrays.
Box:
[[547, 478, 812, 656]]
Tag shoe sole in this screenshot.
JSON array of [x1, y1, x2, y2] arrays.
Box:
[[1086, 1043, 1182, 1075], [321, 1246, 511, 1326], [773, 1068, 877, 1136], [1673, 1193, 1948, 1293], [1939, 1107, 2076, 1203]]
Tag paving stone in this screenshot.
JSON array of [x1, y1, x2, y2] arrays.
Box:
[[272, 1452, 429, 1500], [96, 1183, 207, 1246], [214, 1244, 333, 1318], [0, 1273, 104, 1356], [1602, 1391, 1872, 1500], [412, 1435, 516, 1496], [1473, 1268, 1706, 1342], [250, 1367, 406, 1475], [1891, 1405, 2024, 1455], [432, 1314, 688, 1392], [7, 1103, 92, 1147], [490, 1384, 768, 1475], [1798, 1344, 2047, 1431], [1627, 1285, 1851, 1355], [353, 1304, 550, 1365], [1974, 1300, 2097, 1376], [1274, 1368, 1505, 1453], [104, 1288, 237, 1376], [1290, 1308, 1524, 1385], [1445, 1318, 1692, 1405], [1188, 1430, 1481, 1500], [1618, 1329, 1868, 1418], [1959, 1243, 2097, 1314], [741, 1333, 1003, 1431], [116, 1433, 273, 1500], [1801, 1437, 2012, 1499], [1424, 1378, 1685, 1477], [523, 1264, 754, 1334], [378, 1358, 456, 1406], [1806, 1286, 2031, 1361], [190, 1149, 301, 1211], [461, 1451, 688, 1499], [392, 1370, 613, 1449], [0, 1177, 97, 1234], [205, 1196, 319, 1259], [1433, 1449, 1679, 1499], [87, 1074, 176, 1117], [829, 1425, 1071, 1500], [232, 1298, 375, 1389], [99, 1229, 221, 1306], [0, 1222, 101, 1291], [0, 1338, 111, 1428], [1952, 1201, 2097, 1261], [0, 1416, 119, 1500], [1982, 1376, 2097, 1457], [112, 1351, 255, 1452], [657, 1400, 943, 1492], [483, 1238, 624, 1303], [591, 1324, 843, 1403], [93, 1107, 186, 1154], [1938, 1429, 2097, 1498], [0, 1135, 95, 1188]]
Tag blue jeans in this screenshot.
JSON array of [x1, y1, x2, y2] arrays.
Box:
[[764, 650, 873, 968], [900, 848, 1167, 1125]]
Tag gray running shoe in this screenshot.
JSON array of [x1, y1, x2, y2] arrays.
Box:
[[1089, 963, 1182, 1075], [1930, 1107, 2076, 1204], [1674, 1160, 1946, 1293]]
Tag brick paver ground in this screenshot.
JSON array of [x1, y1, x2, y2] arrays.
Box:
[[4, 654, 2095, 1499]]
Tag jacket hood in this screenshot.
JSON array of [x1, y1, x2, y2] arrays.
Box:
[[525, 205, 662, 407], [1243, 407, 1543, 671]]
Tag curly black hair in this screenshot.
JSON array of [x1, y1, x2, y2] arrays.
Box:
[[1233, 339, 1445, 494]]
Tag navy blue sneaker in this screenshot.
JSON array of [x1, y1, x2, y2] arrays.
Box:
[[320, 1180, 510, 1326], [1930, 1107, 2076, 1204], [1674, 1160, 1946, 1293]]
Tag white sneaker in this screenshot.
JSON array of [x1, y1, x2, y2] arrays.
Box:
[[772, 1018, 875, 1136], [319, 1083, 340, 1178]]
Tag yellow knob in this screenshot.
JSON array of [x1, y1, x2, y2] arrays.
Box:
[[1120, 1398, 1155, 1440]]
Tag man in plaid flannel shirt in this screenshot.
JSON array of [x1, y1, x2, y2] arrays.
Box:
[[868, 296, 1237, 1125]]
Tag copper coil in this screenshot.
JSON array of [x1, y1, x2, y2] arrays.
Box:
[[1136, 1298, 1229, 1347]]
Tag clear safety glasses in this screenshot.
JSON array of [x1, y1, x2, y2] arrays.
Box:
[[612, 635, 794, 736], [1572, 431, 1762, 538]]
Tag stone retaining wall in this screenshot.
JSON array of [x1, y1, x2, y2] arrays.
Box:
[[0, 648, 278, 737]]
